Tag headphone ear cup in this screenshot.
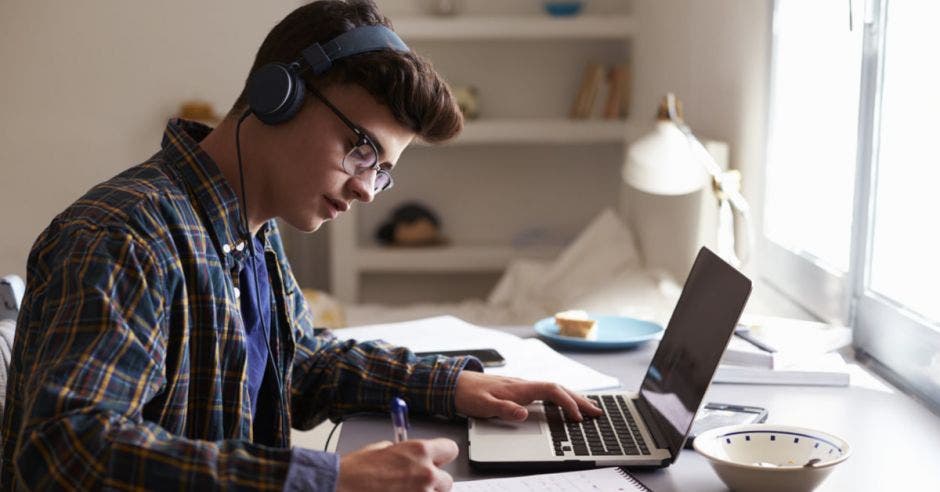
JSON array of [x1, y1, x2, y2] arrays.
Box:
[[247, 63, 306, 125]]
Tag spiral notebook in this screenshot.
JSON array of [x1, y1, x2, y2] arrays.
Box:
[[453, 467, 651, 491]]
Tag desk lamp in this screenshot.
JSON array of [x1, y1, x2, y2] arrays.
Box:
[[621, 94, 751, 278]]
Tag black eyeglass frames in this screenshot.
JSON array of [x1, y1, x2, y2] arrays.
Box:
[[306, 84, 393, 192]]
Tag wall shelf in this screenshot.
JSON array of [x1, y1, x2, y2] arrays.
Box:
[[395, 15, 635, 40], [413, 118, 641, 146], [355, 245, 563, 273]]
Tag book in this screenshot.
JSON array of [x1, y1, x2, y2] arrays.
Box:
[[454, 466, 650, 491], [619, 63, 632, 117], [603, 65, 630, 119], [721, 334, 774, 368], [592, 73, 610, 119], [569, 62, 605, 119], [713, 352, 850, 387], [719, 316, 853, 368], [737, 314, 853, 353]]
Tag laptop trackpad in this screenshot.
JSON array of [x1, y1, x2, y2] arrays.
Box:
[[472, 417, 544, 436]]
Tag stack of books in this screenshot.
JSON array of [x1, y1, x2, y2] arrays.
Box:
[[714, 315, 853, 387], [569, 62, 631, 120]]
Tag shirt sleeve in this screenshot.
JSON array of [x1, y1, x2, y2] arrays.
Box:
[[290, 329, 484, 428], [265, 225, 484, 429], [284, 447, 340, 492], [6, 227, 304, 490]]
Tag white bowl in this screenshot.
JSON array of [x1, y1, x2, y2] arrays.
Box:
[[693, 424, 850, 492]]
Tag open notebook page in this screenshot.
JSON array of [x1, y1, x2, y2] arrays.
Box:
[[454, 467, 650, 491]]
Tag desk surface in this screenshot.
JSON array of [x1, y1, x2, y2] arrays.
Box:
[[336, 326, 940, 491]]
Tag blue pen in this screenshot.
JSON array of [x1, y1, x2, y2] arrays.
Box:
[[391, 397, 409, 442]]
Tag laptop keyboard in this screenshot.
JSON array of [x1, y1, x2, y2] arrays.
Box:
[[544, 394, 650, 457]]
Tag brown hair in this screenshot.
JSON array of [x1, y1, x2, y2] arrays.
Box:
[[230, 0, 463, 143]]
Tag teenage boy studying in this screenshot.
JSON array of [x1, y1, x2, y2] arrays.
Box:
[[0, 1, 602, 490]]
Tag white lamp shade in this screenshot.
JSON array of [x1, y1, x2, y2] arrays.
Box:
[[623, 121, 709, 195]]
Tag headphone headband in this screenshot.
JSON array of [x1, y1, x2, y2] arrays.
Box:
[[302, 25, 410, 75], [247, 25, 410, 125]]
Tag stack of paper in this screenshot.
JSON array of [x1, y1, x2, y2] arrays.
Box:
[[714, 353, 851, 386], [715, 315, 853, 387], [334, 316, 620, 392]]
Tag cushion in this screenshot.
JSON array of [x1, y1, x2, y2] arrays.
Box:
[[1, 274, 24, 322], [0, 319, 15, 423]]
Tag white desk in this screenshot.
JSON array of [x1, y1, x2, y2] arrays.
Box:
[[336, 326, 940, 491]]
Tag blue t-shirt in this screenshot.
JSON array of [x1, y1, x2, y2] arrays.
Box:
[[238, 236, 271, 419]]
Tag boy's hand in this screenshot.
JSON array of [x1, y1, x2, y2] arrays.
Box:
[[454, 371, 603, 422], [337, 438, 458, 492]]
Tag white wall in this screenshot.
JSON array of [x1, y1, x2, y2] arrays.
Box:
[[0, 1, 299, 278], [0, 0, 771, 292], [631, 0, 772, 278]]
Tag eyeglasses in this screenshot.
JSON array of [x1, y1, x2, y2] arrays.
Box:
[[306, 84, 393, 193]]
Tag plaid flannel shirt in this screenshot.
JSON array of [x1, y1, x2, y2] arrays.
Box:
[[0, 119, 482, 490]]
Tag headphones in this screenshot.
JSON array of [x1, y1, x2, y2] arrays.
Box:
[[246, 25, 410, 125]]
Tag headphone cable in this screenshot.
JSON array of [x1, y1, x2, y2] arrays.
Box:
[[235, 109, 287, 417], [323, 412, 386, 452]]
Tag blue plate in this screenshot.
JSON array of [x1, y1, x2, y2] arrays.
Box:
[[534, 314, 663, 350]]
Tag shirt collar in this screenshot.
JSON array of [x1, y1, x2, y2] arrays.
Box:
[[161, 118, 250, 263]]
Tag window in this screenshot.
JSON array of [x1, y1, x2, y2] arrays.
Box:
[[764, 0, 862, 275], [763, 0, 940, 409], [867, 1, 940, 324]]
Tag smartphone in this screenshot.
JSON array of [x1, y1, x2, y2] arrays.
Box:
[[413, 348, 506, 368], [684, 402, 769, 448]]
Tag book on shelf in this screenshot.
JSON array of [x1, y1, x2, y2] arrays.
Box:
[[602, 64, 630, 119], [569, 62, 605, 119], [619, 63, 632, 117], [570, 62, 631, 120]]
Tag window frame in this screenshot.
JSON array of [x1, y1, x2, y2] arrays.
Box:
[[762, 0, 940, 410]]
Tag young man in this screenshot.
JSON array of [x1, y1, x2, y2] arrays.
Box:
[[0, 1, 601, 490]]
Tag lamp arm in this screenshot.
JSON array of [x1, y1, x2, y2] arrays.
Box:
[[665, 93, 753, 265]]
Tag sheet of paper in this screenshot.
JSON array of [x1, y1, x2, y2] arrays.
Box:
[[485, 338, 620, 391], [334, 316, 620, 391], [453, 467, 647, 491], [334, 316, 523, 352]]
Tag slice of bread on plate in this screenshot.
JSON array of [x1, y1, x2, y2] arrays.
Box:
[[554, 310, 597, 340]]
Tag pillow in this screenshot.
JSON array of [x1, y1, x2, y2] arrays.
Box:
[[1, 275, 25, 322], [0, 319, 15, 423], [487, 258, 551, 308], [559, 268, 681, 326], [487, 208, 644, 319], [534, 208, 641, 311]]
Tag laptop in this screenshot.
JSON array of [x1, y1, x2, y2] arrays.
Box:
[[468, 247, 752, 470]]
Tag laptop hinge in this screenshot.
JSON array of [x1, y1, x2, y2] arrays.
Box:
[[633, 395, 669, 453]]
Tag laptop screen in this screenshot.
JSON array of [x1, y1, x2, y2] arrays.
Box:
[[638, 247, 752, 458]]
